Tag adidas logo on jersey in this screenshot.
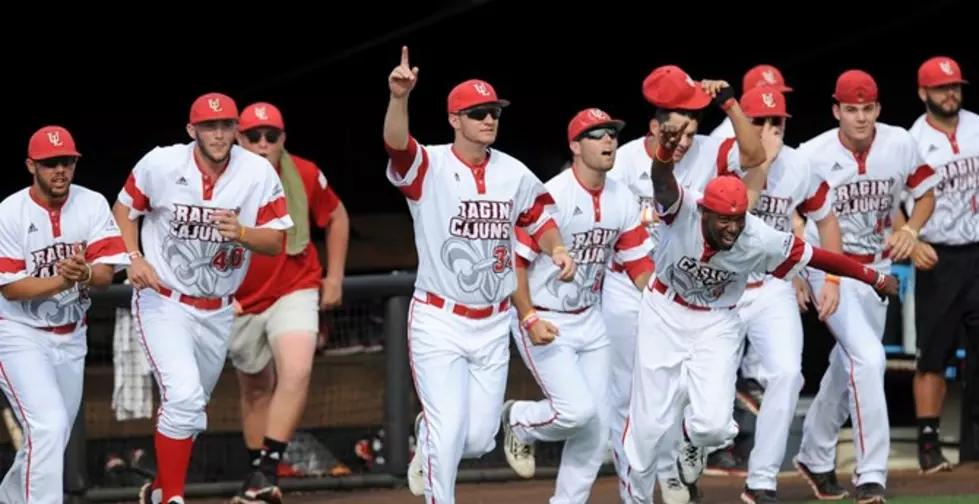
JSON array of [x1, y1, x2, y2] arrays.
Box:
[[639, 172, 650, 180], [176, 176, 188, 185], [927, 144, 939, 153], [831, 162, 844, 171], [573, 206, 583, 216], [27, 223, 38, 233]]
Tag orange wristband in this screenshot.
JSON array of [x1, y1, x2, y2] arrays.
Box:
[[826, 275, 840, 285], [239, 227, 246, 241]]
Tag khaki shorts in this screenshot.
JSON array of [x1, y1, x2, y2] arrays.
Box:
[[229, 288, 319, 374]]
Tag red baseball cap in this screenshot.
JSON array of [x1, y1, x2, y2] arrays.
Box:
[[28, 126, 81, 160], [567, 108, 626, 142], [833, 70, 879, 104], [447, 79, 510, 113], [239, 102, 285, 131], [642, 66, 711, 110], [743, 65, 793, 93], [918, 56, 968, 88], [698, 176, 748, 216], [189, 92, 239, 124], [740, 88, 792, 118]]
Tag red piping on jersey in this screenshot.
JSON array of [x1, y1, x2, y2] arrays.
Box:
[[837, 128, 877, 175], [450, 144, 491, 195], [28, 186, 66, 238], [192, 147, 231, 201], [925, 115, 960, 155], [571, 164, 605, 222]]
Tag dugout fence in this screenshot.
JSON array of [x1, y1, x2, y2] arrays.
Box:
[[0, 272, 974, 502]]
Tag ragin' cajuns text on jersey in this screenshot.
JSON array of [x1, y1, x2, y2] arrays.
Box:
[[515, 169, 653, 312], [0, 186, 129, 328], [386, 138, 557, 306], [652, 187, 813, 309], [800, 123, 941, 258], [117, 143, 293, 298]]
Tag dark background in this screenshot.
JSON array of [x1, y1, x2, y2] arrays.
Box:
[[6, 0, 975, 216]]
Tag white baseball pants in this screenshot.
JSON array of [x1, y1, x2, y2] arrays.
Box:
[[623, 287, 742, 504], [0, 320, 86, 504], [736, 278, 805, 491], [796, 265, 891, 488], [508, 305, 611, 504], [408, 294, 510, 504]]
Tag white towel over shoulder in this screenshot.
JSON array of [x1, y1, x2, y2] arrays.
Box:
[[111, 303, 154, 421]]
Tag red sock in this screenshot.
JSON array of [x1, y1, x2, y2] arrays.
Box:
[[155, 430, 194, 501]]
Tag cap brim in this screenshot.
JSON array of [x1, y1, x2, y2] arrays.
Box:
[[33, 151, 81, 160], [674, 89, 712, 111], [922, 78, 969, 88], [777, 85, 794, 93]]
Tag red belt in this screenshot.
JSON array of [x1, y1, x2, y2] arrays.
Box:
[[746, 280, 765, 289], [610, 262, 627, 273], [422, 292, 509, 320], [845, 250, 890, 264], [158, 286, 234, 311], [651, 278, 735, 312], [534, 305, 590, 315], [0, 316, 86, 334]]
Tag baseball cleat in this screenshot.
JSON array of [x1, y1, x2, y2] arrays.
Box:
[[138, 481, 162, 504], [660, 476, 702, 504], [703, 448, 747, 477], [676, 437, 707, 486], [500, 400, 536, 478], [854, 482, 886, 503], [792, 458, 848, 500], [231, 470, 282, 504], [741, 485, 778, 503], [917, 442, 953, 474], [407, 412, 425, 496], [735, 377, 765, 415]]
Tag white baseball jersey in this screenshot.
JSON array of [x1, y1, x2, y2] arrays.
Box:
[[386, 137, 557, 306], [653, 186, 813, 309], [722, 145, 833, 283], [608, 135, 741, 248], [800, 123, 941, 257], [709, 117, 734, 139], [0, 185, 129, 328], [117, 143, 294, 298], [908, 109, 979, 245], [514, 169, 653, 312]]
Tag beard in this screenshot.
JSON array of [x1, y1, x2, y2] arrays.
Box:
[[924, 95, 961, 119]]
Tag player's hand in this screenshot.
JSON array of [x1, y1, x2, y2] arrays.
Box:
[[816, 281, 840, 321], [389, 46, 420, 99], [527, 318, 559, 346], [873, 273, 900, 298], [232, 299, 243, 316], [884, 227, 917, 261], [551, 248, 576, 282], [57, 255, 91, 284], [700, 80, 730, 97], [657, 120, 688, 152], [760, 121, 784, 162], [210, 210, 243, 242], [911, 241, 938, 271], [792, 276, 810, 313], [127, 256, 163, 292], [320, 276, 343, 310]]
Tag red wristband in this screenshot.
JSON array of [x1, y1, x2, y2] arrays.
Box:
[[720, 97, 736, 112], [655, 145, 674, 163], [521, 314, 540, 331]]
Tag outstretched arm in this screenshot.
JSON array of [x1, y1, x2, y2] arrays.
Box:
[[649, 121, 687, 211], [807, 246, 895, 293]]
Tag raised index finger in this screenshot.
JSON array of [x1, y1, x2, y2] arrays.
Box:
[[401, 46, 410, 67]]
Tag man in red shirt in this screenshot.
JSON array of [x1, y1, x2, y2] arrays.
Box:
[[228, 102, 350, 503]]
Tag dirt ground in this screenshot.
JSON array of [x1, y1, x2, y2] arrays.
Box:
[[182, 462, 979, 503]]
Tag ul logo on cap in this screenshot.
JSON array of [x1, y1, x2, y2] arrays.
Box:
[[254, 106, 269, 120], [47, 131, 63, 146], [588, 109, 609, 120], [762, 71, 776, 84], [473, 82, 490, 96], [761, 93, 776, 108], [208, 98, 223, 112], [939, 61, 954, 75]]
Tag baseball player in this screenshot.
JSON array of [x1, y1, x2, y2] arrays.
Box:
[[498, 108, 654, 503], [722, 88, 843, 504], [792, 70, 940, 504], [383, 47, 573, 504], [604, 64, 766, 502], [228, 102, 351, 503], [621, 122, 899, 504], [710, 65, 793, 140], [113, 93, 294, 504], [906, 56, 977, 474], [0, 126, 129, 504]]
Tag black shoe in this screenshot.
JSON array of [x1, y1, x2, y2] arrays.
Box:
[[918, 442, 952, 474], [855, 482, 886, 503], [741, 485, 778, 503], [232, 470, 282, 504], [703, 448, 747, 477], [735, 377, 765, 415], [792, 458, 848, 500]]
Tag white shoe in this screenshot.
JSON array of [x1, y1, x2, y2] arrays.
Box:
[[501, 400, 535, 478], [139, 482, 162, 504], [676, 437, 706, 486], [659, 476, 701, 504], [407, 412, 426, 496]]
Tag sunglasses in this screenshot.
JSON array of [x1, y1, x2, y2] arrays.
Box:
[[35, 156, 78, 169], [578, 127, 620, 141], [459, 106, 502, 121], [242, 128, 283, 144], [751, 117, 785, 127]]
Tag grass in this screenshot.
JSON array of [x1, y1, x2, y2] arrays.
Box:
[[802, 497, 978, 504]]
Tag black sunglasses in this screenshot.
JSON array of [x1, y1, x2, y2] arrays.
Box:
[[459, 106, 502, 121], [35, 156, 78, 169], [578, 127, 620, 141], [242, 128, 283, 144]]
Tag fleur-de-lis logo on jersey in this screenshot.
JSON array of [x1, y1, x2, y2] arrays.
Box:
[[762, 70, 776, 84], [473, 82, 490, 96], [208, 98, 223, 112], [939, 61, 954, 75], [254, 106, 269, 120], [761, 92, 776, 108], [588, 108, 610, 120], [47, 131, 62, 146]]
